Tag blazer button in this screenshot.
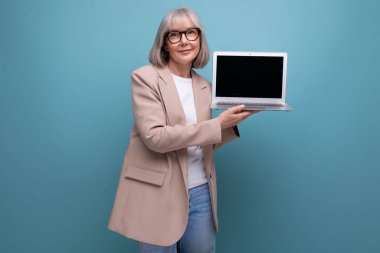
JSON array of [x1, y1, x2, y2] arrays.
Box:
[[209, 173, 212, 179]]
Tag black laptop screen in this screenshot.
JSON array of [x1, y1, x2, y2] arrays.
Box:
[[216, 55, 283, 98]]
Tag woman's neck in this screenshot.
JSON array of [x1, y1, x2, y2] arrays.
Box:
[[167, 61, 192, 78]]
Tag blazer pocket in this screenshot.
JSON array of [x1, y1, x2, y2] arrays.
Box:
[[125, 163, 166, 186]]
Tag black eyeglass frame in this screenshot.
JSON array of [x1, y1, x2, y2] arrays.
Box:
[[165, 28, 201, 44]]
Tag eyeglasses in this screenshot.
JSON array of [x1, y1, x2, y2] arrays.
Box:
[[165, 28, 201, 44]]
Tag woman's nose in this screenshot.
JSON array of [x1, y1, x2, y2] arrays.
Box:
[[179, 33, 189, 43]]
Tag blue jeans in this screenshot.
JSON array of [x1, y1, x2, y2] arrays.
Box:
[[137, 183, 216, 253]]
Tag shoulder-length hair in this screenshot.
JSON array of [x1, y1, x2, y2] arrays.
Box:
[[149, 8, 210, 69]]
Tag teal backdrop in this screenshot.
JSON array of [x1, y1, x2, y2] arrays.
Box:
[[1, 0, 379, 252]]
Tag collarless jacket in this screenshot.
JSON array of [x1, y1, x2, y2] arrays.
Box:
[[108, 64, 239, 246]]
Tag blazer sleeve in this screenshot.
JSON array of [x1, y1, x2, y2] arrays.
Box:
[[131, 68, 224, 154], [214, 126, 240, 150]]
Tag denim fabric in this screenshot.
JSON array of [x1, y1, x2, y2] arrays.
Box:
[[137, 183, 216, 253]]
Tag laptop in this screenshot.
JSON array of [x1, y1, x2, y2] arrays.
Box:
[[211, 51, 293, 111]]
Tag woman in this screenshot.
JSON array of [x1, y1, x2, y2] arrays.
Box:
[[108, 7, 257, 253]]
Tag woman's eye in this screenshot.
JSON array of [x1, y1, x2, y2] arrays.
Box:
[[169, 32, 179, 38]]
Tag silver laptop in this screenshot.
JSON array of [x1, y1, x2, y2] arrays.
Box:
[[211, 51, 293, 111]]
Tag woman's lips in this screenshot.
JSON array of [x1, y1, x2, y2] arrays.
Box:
[[179, 49, 191, 53]]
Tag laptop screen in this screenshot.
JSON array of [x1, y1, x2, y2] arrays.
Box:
[[216, 55, 284, 98]]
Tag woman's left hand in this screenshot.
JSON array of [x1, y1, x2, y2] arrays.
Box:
[[218, 105, 260, 130]]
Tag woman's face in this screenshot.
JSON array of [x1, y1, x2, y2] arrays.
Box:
[[165, 18, 200, 68]]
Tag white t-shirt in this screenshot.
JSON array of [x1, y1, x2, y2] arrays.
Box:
[[172, 74, 208, 189]]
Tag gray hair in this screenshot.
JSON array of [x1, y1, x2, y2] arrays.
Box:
[[149, 8, 210, 69]]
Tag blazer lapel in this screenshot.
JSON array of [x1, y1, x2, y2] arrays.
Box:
[[192, 71, 214, 176], [154, 66, 189, 189], [155, 66, 186, 127], [191, 70, 211, 124]]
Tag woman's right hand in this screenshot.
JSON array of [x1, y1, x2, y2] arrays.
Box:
[[218, 105, 259, 130]]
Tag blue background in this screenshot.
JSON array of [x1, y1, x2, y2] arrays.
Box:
[[1, 0, 379, 252]]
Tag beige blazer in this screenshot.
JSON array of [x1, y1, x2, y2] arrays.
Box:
[[108, 64, 239, 246]]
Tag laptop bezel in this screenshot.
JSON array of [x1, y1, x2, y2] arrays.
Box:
[[212, 51, 288, 104]]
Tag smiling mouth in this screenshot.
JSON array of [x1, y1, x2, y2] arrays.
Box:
[[179, 49, 191, 53]]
